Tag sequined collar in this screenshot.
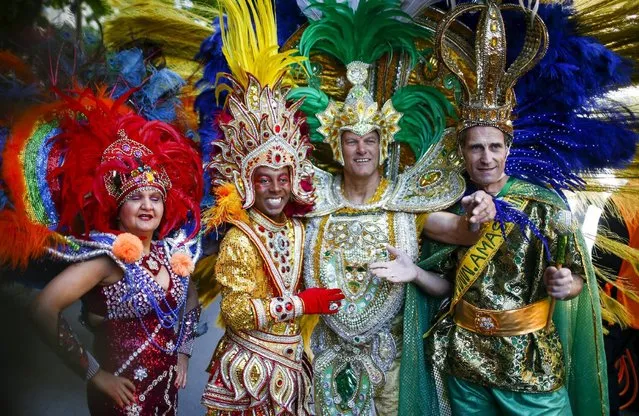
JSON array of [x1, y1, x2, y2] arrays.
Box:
[[248, 209, 288, 232], [230, 209, 304, 295], [335, 177, 391, 211]]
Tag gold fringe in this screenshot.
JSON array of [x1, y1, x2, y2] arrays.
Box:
[[572, 0, 639, 81], [104, 0, 216, 81], [217, 0, 306, 89]]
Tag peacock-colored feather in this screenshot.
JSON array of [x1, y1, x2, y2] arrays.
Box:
[[297, 0, 428, 73], [392, 85, 457, 159]]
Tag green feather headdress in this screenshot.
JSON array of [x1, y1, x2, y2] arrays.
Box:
[[297, 0, 427, 73], [289, 0, 456, 164]]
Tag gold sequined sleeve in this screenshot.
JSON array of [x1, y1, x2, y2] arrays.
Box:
[[216, 227, 270, 332]]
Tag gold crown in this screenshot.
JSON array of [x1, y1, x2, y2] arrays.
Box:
[[209, 75, 314, 209], [316, 61, 402, 165], [436, 0, 548, 140]]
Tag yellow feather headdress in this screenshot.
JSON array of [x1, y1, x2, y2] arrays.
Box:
[[204, 0, 314, 231], [216, 0, 305, 92]]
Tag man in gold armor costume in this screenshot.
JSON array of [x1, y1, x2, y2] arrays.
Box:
[[290, 2, 497, 415], [199, 2, 344, 414], [427, 2, 608, 415]]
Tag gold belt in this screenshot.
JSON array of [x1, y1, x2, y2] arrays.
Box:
[[453, 298, 551, 336]]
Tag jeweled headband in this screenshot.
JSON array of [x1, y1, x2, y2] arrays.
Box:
[[316, 61, 402, 165], [101, 130, 172, 205]]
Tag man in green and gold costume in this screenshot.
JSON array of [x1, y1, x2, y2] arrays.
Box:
[[427, 1, 608, 415], [290, 2, 497, 415], [429, 125, 591, 415]]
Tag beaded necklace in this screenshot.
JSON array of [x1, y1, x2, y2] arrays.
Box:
[[126, 240, 189, 353]]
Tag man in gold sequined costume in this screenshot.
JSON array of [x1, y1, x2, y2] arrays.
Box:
[[289, 3, 498, 415], [198, 2, 344, 415], [427, 2, 607, 415]]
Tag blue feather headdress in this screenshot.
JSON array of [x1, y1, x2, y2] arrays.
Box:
[[505, 3, 636, 192], [437, 0, 637, 253]]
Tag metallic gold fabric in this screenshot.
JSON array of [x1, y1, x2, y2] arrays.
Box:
[[454, 298, 551, 337], [430, 179, 586, 393], [215, 223, 301, 335], [204, 212, 309, 414]]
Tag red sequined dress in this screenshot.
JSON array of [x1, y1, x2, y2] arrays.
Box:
[[81, 240, 188, 416]]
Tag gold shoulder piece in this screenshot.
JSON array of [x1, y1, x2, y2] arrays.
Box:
[[305, 166, 344, 217], [384, 129, 465, 212]]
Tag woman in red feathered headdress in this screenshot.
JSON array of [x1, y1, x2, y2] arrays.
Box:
[[29, 88, 204, 416]]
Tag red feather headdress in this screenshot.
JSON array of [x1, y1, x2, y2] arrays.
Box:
[[53, 88, 203, 238]]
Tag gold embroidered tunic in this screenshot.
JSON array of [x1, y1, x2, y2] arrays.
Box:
[[302, 134, 465, 415], [305, 178, 433, 416], [429, 179, 586, 393], [202, 210, 312, 416]]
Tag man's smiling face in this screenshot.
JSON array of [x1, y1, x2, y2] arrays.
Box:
[[341, 130, 380, 180]]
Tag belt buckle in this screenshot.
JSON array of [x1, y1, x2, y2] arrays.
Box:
[[474, 311, 498, 335]]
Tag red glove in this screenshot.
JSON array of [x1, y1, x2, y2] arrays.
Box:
[[297, 288, 345, 315]]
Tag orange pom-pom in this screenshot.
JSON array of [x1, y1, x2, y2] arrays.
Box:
[[112, 233, 144, 263], [170, 252, 194, 277]]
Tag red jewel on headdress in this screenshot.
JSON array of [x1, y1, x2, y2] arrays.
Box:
[[274, 125, 281, 133]]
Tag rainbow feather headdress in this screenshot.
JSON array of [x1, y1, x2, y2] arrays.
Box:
[[0, 90, 203, 269], [204, 0, 315, 228]]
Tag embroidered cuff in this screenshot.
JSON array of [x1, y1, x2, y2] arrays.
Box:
[[268, 296, 295, 322], [250, 299, 269, 329]]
